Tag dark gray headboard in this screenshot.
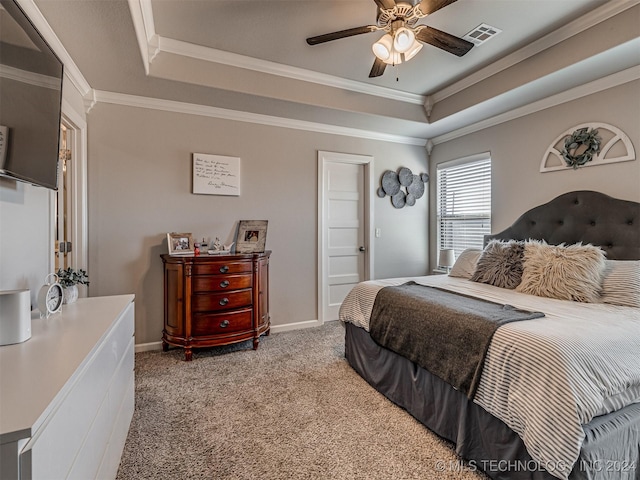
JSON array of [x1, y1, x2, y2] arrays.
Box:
[[485, 191, 640, 260]]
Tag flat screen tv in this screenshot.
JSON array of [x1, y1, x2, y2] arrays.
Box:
[[0, 0, 64, 190]]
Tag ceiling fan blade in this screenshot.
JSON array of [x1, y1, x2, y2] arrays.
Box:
[[416, 0, 458, 16], [369, 58, 387, 78], [415, 26, 474, 57], [306, 26, 377, 45], [373, 0, 396, 10]]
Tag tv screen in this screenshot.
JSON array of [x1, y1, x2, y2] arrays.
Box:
[[0, 0, 63, 190]]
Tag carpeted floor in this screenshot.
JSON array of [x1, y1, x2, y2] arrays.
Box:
[[116, 321, 488, 479]]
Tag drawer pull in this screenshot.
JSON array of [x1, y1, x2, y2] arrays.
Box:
[[219, 320, 230, 328], [219, 265, 229, 273], [220, 280, 230, 288], [219, 297, 229, 306]]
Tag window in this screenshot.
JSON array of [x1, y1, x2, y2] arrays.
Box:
[[437, 154, 491, 263]]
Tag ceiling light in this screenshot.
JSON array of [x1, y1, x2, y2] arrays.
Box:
[[393, 27, 415, 53], [383, 50, 403, 66], [403, 40, 423, 61], [372, 34, 394, 61]]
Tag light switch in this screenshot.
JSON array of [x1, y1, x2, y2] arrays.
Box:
[[375, 228, 381, 238]]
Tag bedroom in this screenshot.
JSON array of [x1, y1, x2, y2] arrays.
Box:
[[0, 0, 638, 478]]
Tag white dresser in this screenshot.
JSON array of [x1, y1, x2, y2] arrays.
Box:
[[0, 295, 135, 480]]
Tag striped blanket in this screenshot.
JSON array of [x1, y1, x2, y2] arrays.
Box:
[[339, 275, 640, 480]]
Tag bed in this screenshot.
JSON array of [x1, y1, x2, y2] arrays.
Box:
[[339, 190, 640, 480]]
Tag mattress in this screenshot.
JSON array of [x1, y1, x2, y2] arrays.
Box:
[[339, 274, 640, 480]]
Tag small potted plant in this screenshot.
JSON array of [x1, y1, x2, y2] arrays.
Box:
[[56, 267, 89, 304]]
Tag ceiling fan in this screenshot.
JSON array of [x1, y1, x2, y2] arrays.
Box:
[[306, 0, 474, 78]]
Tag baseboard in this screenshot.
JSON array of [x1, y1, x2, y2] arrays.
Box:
[[269, 319, 324, 334], [135, 341, 163, 353], [133, 319, 334, 352]]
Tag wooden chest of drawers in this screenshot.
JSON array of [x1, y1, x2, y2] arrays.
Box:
[[161, 251, 270, 361]]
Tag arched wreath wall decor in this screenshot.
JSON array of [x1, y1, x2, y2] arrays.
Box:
[[540, 123, 635, 172], [377, 167, 429, 208]]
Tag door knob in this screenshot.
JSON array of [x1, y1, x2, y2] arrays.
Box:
[[359, 246, 365, 252]]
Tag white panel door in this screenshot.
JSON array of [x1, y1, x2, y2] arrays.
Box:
[[319, 152, 372, 322]]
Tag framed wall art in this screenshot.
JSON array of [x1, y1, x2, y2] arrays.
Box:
[[235, 220, 268, 253], [167, 232, 194, 255], [192, 153, 240, 195]]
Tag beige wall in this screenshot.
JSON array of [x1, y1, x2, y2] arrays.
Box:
[[87, 104, 429, 344], [429, 80, 640, 268]]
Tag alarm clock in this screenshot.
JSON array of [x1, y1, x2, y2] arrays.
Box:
[[37, 273, 64, 318]]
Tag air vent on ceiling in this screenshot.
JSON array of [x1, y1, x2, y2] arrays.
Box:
[[463, 24, 502, 46]]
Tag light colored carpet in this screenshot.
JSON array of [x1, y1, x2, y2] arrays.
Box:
[[117, 321, 488, 479]]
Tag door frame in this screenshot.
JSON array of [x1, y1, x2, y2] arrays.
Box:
[[50, 99, 88, 275], [317, 151, 374, 324]]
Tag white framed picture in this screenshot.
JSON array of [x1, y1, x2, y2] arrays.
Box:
[[192, 153, 240, 196], [235, 220, 268, 253], [167, 232, 194, 255]]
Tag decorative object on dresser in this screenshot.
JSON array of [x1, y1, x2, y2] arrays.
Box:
[[167, 232, 195, 255], [161, 251, 271, 361], [235, 220, 268, 253], [377, 167, 429, 208], [36, 273, 63, 318], [0, 289, 31, 346], [540, 122, 635, 172], [56, 267, 89, 304]]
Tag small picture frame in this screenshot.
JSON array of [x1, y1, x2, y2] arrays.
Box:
[[167, 232, 194, 255], [235, 220, 268, 253]]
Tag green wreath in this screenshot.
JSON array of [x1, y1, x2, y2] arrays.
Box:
[[561, 127, 601, 169]]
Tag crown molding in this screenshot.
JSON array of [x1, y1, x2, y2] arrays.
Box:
[[15, 0, 91, 97], [130, 0, 424, 105], [432, 0, 640, 103], [430, 65, 640, 146], [0, 65, 60, 89], [92, 90, 427, 146]]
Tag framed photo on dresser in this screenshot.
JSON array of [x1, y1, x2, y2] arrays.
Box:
[[167, 232, 194, 255], [235, 220, 268, 253]]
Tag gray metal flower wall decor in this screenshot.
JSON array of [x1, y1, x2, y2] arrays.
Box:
[[377, 167, 429, 208]]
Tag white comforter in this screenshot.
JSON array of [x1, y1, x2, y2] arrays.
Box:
[[338, 275, 640, 480]]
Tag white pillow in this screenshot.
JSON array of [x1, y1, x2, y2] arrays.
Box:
[[600, 260, 640, 308], [449, 248, 482, 279]]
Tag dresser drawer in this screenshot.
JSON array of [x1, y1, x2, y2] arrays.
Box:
[[192, 289, 252, 312], [192, 308, 253, 336], [192, 274, 252, 293], [193, 260, 252, 275]]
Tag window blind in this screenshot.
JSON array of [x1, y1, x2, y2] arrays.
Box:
[[437, 157, 491, 261]]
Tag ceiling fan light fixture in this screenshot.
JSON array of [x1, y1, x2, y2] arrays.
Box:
[[393, 27, 415, 53], [403, 40, 423, 61], [372, 33, 394, 61], [383, 49, 403, 65]]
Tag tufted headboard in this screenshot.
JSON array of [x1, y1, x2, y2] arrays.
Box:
[[485, 191, 640, 260]]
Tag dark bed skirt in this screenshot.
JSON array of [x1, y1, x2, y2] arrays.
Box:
[[344, 322, 640, 480]]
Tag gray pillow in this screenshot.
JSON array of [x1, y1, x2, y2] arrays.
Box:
[[470, 240, 524, 289]]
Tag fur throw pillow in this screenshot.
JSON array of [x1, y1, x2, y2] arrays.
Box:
[[516, 240, 606, 303], [470, 240, 524, 289]]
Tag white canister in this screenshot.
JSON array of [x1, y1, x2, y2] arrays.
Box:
[[0, 289, 32, 345]]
